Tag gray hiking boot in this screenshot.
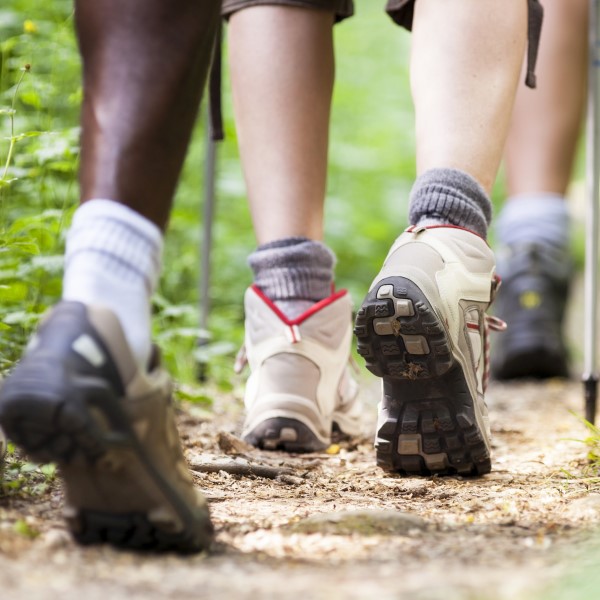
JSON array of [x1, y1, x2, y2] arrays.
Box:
[[491, 242, 570, 380], [0, 301, 213, 553], [239, 286, 362, 452], [355, 226, 504, 476]]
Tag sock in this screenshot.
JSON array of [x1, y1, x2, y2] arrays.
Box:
[[248, 237, 335, 319], [409, 168, 492, 238], [494, 193, 571, 281], [495, 193, 570, 250], [62, 199, 163, 370]]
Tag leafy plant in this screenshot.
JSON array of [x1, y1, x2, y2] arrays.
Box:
[[580, 418, 600, 481], [1, 442, 58, 498]]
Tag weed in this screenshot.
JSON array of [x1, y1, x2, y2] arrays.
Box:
[[0, 443, 58, 498]]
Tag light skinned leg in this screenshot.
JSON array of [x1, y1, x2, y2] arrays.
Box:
[[228, 6, 335, 244], [492, 1, 586, 380], [356, 1, 528, 476], [411, 0, 527, 194], [504, 0, 587, 196], [226, 6, 360, 454]]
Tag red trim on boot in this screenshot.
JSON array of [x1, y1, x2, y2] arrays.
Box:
[[405, 224, 489, 245], [250, 284, 348, 326]]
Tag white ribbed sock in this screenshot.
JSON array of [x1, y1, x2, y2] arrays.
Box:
[[62, 199, 163, 370]]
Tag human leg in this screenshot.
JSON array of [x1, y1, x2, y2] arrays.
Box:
[[226, 3, 361, 451], [64, 0, 222, 369], [411, 0, 527, 192], [493, 0, 588, 379], [228, 5, 335, 244], [0, 0, 221, 552], [356, 0, 527, 475]]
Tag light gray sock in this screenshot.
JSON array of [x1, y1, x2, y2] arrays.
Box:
[[496, 193, 570, 250], [494, 193, 572, 282], [248, 237, 335, 319], [409, 168, 492, 238]]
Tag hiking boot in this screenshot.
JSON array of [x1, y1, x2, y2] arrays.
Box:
[[0, 301, 213, 553], [239, 286, 362, 452], [491, 242, 570, 380], [355, 226, 503, 476]]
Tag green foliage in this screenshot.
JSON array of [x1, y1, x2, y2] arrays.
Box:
[[580, 418, 600, 479], [1, 3, 79, 373], [1, 443, 57, 498]]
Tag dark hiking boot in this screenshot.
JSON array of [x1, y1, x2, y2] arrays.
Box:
[[355, 226, 504, 476], [491, 242, 570, 380], [0, 301, 213, 553]]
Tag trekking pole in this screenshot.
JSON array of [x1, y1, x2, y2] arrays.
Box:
[[583, 0, 600, 424], [197, 118, 218, 383], [197, 27, 224, 382]]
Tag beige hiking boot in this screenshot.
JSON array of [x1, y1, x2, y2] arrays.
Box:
[[239, 286, 362, 452], [355, 226, 504, 476]]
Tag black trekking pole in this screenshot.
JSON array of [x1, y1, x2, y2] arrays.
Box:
[[583, 0, 600, 424], [197, 28, 224, 382], [197, 115, 218, 382]]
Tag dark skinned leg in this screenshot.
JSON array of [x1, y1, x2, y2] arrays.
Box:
[[75, 0, 221, 230], [0, 1, 223, 553]]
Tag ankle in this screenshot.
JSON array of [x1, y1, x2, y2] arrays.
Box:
[[248, 237, 335, 319], [409, 168, 492, 239]]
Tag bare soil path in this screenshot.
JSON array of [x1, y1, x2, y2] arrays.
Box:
[[1, 377, 600, 600]]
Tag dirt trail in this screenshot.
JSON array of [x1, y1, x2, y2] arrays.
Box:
[[1, 377, 600, 599]]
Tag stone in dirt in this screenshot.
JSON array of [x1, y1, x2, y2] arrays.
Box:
[[288, 509, 430, 536]]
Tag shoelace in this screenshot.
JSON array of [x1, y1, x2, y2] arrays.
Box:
[[483, 275, 508, 391]]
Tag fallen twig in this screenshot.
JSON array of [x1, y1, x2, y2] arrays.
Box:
[[188, 454, 296, 480]]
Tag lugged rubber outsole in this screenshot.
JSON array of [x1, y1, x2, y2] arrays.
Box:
[[0, 376, 213, 553], [244, 417, 328, 453], [355, 276, 491, 476]]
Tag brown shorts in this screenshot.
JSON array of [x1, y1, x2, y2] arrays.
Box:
[[221, 0, 543, 88], [221, 0, 416, 28]]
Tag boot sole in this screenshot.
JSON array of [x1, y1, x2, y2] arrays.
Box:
[[0, 374, 213, 553], [355, 276, 491, 476], [244, 417, 329, 453]]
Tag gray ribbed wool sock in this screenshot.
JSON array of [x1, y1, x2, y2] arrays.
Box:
[[248, 237, 335, 319], [408, 168, 492, 238]]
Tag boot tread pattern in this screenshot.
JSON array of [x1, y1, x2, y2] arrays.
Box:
[[355, 276, 491, 476], [244, 417, 329, 453]]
